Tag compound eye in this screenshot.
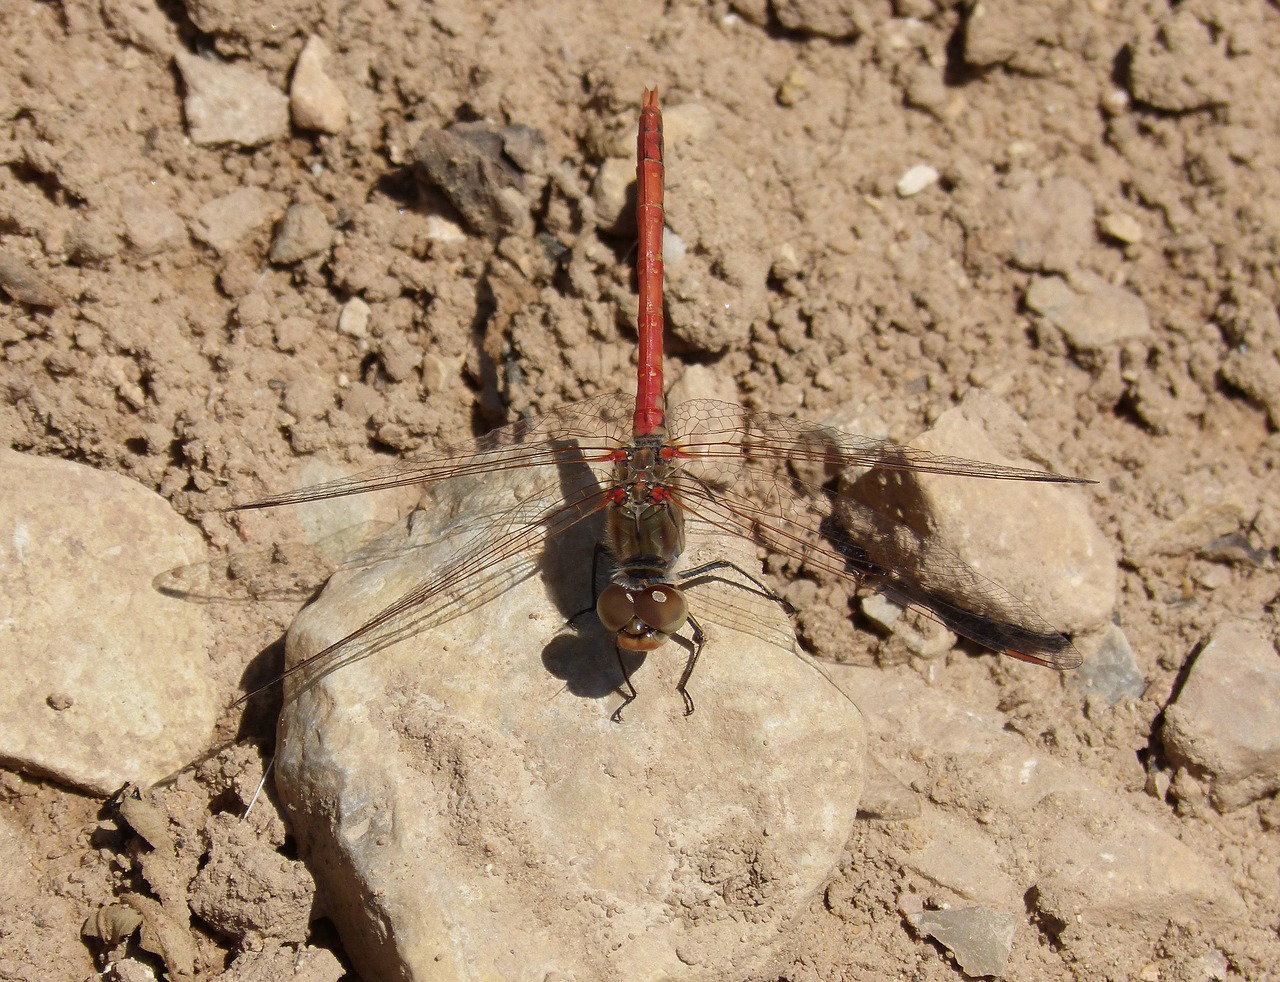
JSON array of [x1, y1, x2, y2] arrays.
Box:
[[632, 585, 688, 635], [597, 584, 636, 633]]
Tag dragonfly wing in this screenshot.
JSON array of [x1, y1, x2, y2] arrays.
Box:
[[673, 464, 1081, 669], [667, 399, 1091, 485], [251, 471, 612, 703], [232, 391, 633, 510]]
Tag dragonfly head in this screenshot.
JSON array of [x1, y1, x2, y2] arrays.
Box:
[[597, 583, 689, 651]]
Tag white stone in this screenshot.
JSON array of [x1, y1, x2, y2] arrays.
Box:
[[276, 466, 865, 980], [0, 450, 214, 795], [896, 164, 940, 197], [336, 297, 370, 338], [190, 187, 281, 255], [290, 37, 349, 134], [174, 51, 289, 148]]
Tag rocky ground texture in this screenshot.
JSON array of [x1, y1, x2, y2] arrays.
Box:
[[2, 0, 1279, 980]]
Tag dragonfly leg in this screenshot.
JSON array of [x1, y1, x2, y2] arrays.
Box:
[[677, 560, 797, 617], [610, 644, 639, 723], [675, 611, 707, 717]]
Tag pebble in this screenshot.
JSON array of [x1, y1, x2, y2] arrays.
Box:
[[1098, 211, 1144, 245], [591, 157, 634, 233], [66, 216, 121, 265], [412, 123, 541, 239], [1162, 620, 1280, 811], [906, 906, 1018, 977], [1072, 624, 1147, 705], [896, 164, 939, 198], [121, 188, 187, 256], [269, 202, 332, 264], [0, 450, 215, 795], [174, 51, 290, 147], [843, 390, 1116, 639], [190, 187, 281, 255], [0, 251, 63, 308], [1025, 270, 1152, 350], [275, 462, 865, 979], [1006, 176, 1095, 273], [336, 297, 370, 338], [290, 37, 349, 134]]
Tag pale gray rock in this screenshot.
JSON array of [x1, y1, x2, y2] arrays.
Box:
[[276, 467, 865, 981], [1006, 176, 1094, 273], [591, 157, 634, 234], [1026, 270, 1152, 350], [190, 187, 281, 255], [906, 906, 1018, 978], [269, 203, 331, 264], [121, 187, 187, 256], [843, 390, 1116, 640], [174, 51, 290, 148], [290, 37, 349, 134], [833, 664, 1249, 959], [0, 450, 214, 795], [1163, 620, 1280, 812], [1072, 624, 1147, 704]]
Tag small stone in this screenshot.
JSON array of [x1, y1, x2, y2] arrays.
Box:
[[1006, 175, 1094, 273], [0, 450, 215, 795], [1163, 620, 1280, 811], [907, 906, 1018, 978], [290, 37, 349, 134], [174, 50, 290, 147], [1072, 624, 1147, 705], [274, 317, 313, 352], [66, 217, 121, 265], [0, 252, 63, 308], [190, 187, 280, 255], [412, 123, 540, 239], [337, 297, 370, 338], [592, 157, 634, 234], [661, 102, 717, 146], [842, 390, 1116, 639], [776, 67, 809, 106], [1026, 270, 1152, 350], [1098, 211, 1144, 245], [896, 164, 939, 198], [269, 202, 332, 264], [121, 188, 187, 256]]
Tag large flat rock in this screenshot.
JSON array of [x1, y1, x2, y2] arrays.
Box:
[[0, 450, 214, 795], [276, 467, 865, 980]]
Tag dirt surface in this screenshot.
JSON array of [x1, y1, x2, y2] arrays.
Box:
[[2, 0, 1279, 979]]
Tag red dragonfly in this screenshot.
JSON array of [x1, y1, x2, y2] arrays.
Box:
[[230, 89, 1085, 719]]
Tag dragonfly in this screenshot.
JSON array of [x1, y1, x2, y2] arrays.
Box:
[[227, 88, 1086, 720]]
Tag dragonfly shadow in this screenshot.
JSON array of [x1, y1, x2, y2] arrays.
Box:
[[270, 439, 626, 704]]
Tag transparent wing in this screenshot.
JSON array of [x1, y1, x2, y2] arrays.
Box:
[[231, 391, 633, 510], [247, 472, 612, 703], [670, 442, 1082, 670], [667, 399, 1091, 486]]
